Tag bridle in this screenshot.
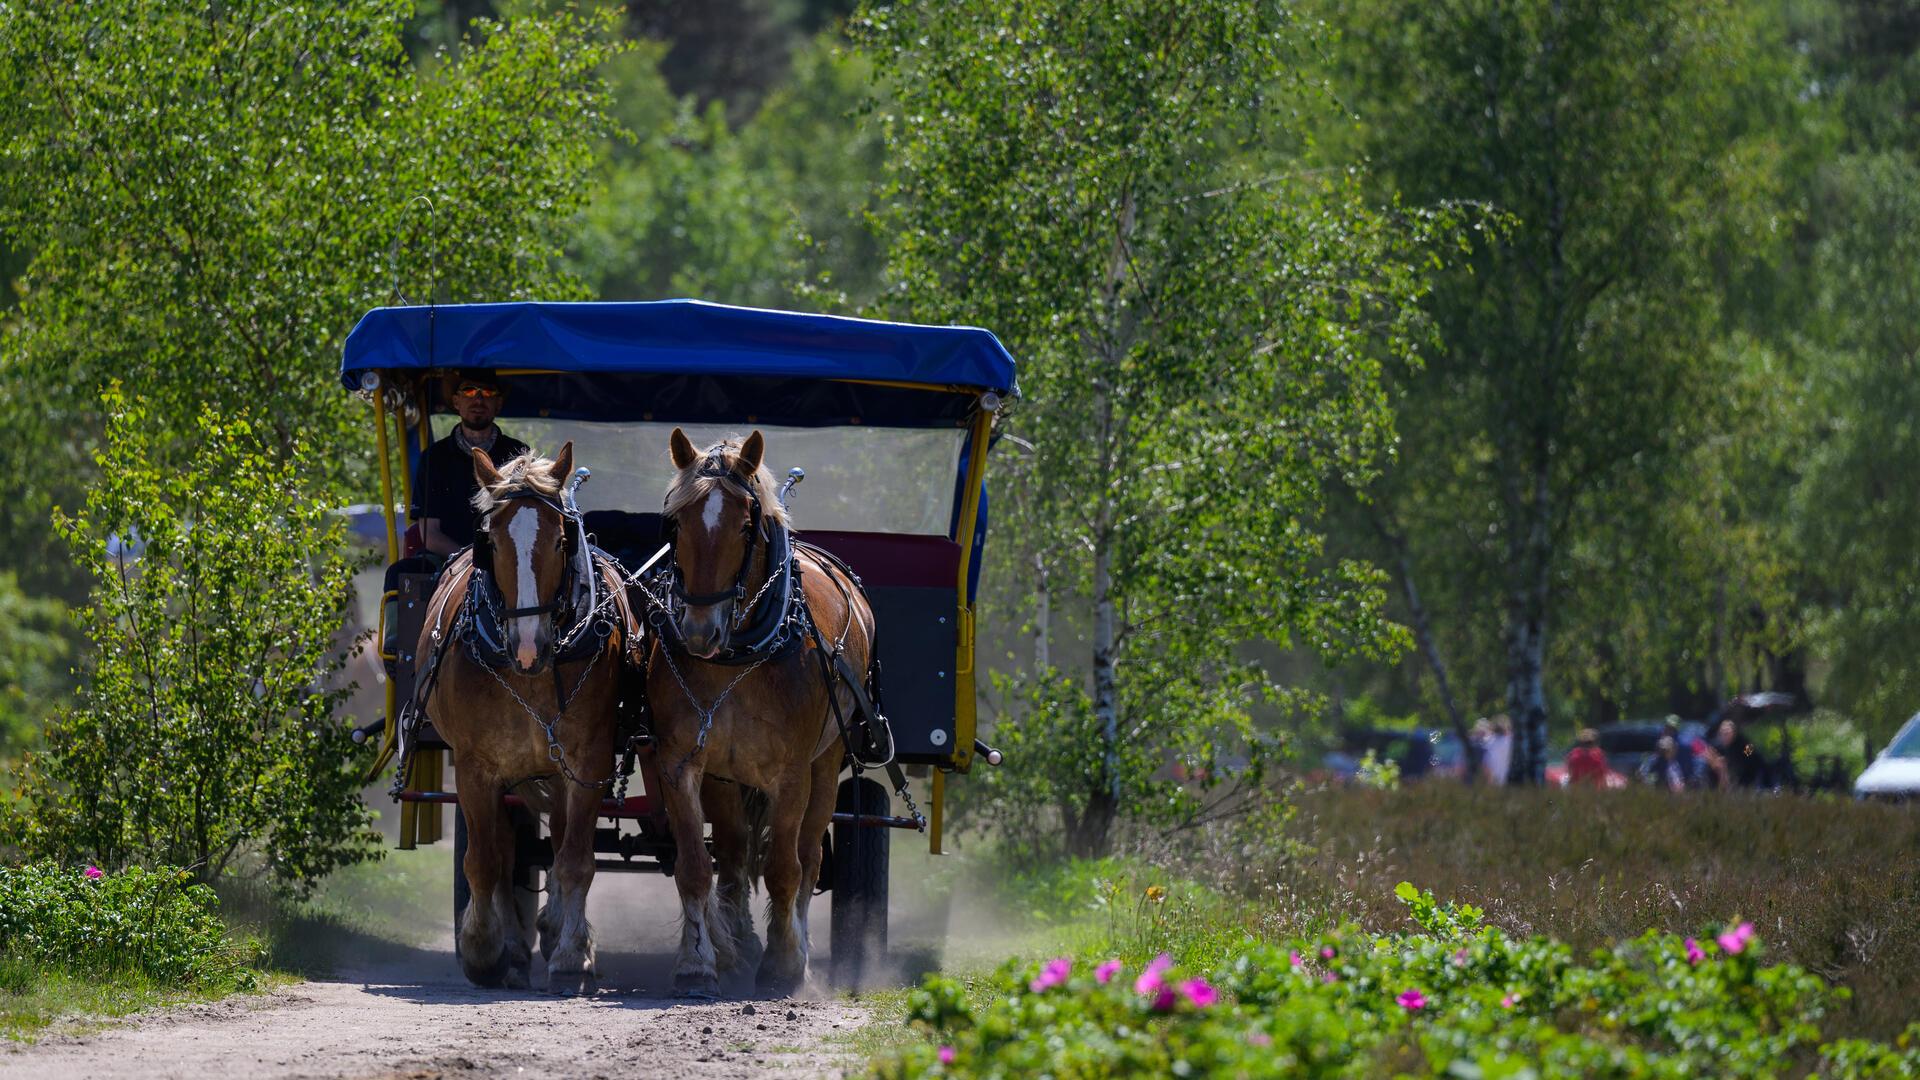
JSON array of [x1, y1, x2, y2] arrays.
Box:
[[665, 454, 767, 630], [469, 468, 604, 666]]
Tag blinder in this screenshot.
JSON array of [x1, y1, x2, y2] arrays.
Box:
[[467, 483, 597, 667], [666, 455, 767, 621]]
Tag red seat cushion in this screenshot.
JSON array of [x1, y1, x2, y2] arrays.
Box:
[[799, 531, 960, 590]]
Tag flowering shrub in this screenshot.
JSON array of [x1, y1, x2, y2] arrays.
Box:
[[0, 863, 254, 988], [877, 883, 1920, 1078]]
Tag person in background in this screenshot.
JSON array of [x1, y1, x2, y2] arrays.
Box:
[[1712, 717, 1766, 788], [1481, 714, 1514, 786], [1662, 715, 1706, 787], [1638, 735, 1688, 792], [1565, 728, 1610, 787], [380, 371, 530, 663]]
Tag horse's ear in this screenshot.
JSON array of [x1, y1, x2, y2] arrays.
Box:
[[669, 427, 698, 470], [739, 430, 765, 474], [471, 447, 502, 488], [547, 441, 575, 483]]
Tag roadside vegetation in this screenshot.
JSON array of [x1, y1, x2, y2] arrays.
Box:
[[0, 863, 259, 1041], [870, 786, 1920, 1075]]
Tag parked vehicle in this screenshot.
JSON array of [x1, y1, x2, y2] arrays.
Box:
[[1324, 728, 1444, 782], [1855, 712, 1920, 801], [1594, 720, 1709, 779]]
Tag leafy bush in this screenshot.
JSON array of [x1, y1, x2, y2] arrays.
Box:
[[0, 572, 70, 754], [0, 863, 253, 989], [878, 884, 1920, 1078], [5, 393, 380, 897]]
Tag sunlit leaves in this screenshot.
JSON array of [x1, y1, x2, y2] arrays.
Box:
[[860, 0, 1445, 850]]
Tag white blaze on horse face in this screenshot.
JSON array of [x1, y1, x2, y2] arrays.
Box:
[[507, 506, 542, 670], [700, 489, 724, 536]]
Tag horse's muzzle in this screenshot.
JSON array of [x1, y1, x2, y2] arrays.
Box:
[[509, 618, 553, 676], [676, 613, 729, 660]]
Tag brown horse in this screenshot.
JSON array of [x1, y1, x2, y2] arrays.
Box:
[[645, 429, 874, 997], [415, 443, 635, 994]]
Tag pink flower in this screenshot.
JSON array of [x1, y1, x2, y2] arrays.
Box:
[[1321, 971, 1339, 984], [1095, 958, 1123, 984], [1320, 946, 1336, 960], [937, 1045, 956, 1065], [1451, 949, 1469, 967], [1289, 950, 1303, 968], [1500, 993, 1517, 1009], [1716, 922, 1756, 955], [1029, 956, 1072, 993], [1246, 1031, 1273, 1048], [82, 866, 103, 881], [1397, 988, 1427, 1011], [1134, 953, 1173, 995], [1149, 986, 1178, 1012], [1685, 937, 1705, 965], [1178, 978, 1218, 1008]]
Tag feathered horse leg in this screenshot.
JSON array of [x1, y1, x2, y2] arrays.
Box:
[[664, 762, 734, 998]]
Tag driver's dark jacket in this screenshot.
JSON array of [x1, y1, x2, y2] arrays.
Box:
[[411, 430, 530, 549]]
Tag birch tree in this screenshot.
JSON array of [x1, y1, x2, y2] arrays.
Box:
[[1334, 0, 1772, 779], [860, 0, 1446, 855]]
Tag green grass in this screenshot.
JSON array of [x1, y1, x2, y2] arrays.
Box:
[[0, 955, 294, 1044]]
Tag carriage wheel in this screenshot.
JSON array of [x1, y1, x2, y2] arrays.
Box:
[[829, 776, 890, 991]]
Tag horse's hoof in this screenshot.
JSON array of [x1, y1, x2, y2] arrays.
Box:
[[674, 970, 721, 999], [754, 962, 805, 998], [549, 968, 597, 997], [461, 948, 509, 989], [733, 933, 766, 973], [504, 958, 532, 991]]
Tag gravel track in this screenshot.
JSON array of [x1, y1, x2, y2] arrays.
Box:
[[0, 874, 870, 1080]]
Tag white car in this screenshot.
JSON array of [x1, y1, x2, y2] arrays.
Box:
[[1855, 713, 1920, 800]]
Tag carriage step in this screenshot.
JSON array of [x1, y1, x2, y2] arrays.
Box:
[[831, 812, 924, 830]]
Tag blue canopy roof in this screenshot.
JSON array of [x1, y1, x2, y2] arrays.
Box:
[[345, 300, 1013, 389]]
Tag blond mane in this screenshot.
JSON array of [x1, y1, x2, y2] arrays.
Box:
[[470, 451, 565, 519], [663, 438, 793, 530]]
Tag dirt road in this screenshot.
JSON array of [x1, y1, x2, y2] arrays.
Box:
[[0, 873, 873, 1080]]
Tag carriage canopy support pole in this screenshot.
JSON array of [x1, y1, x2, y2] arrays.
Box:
[[938, 403, 993, 854], [370, 380, 403, 789]]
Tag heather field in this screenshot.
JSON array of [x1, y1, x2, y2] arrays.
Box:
[[1281, 786, 1920, 1040], [869, 788, 1920, 1076]]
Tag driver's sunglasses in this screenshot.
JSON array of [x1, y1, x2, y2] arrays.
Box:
[[454, 384, 502, 400]]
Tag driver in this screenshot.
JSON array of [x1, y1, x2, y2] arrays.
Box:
[[413, 371, 530, 554], [380, 371, 529, 663]]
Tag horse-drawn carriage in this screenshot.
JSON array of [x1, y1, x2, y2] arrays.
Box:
[[340, 300, 1012, 992]]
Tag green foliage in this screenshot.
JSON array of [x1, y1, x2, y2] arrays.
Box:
[[878, 884, 1920, 1078], [6, 392, 379, 898], [570, 31, 883, 308], [860, 0, 1451, 854], [0, 863, 252, 989], [1792, 149, 1920, 740], [0, 573, 70, 753], [0, 0, 624, 595], [1353, 750, 1401, 792], [1326, 0, 1795, 751]]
